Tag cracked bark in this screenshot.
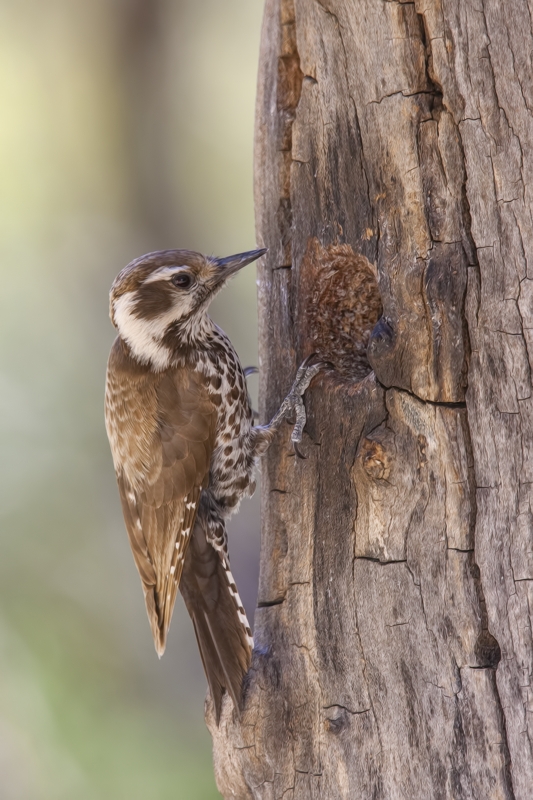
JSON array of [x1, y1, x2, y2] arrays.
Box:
[[207, 1, 533, 797]]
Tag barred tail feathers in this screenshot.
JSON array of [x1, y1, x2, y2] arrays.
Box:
[[179, 516, 252, 723]]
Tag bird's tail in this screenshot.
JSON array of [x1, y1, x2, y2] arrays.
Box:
[[179, 516, 253, 723]]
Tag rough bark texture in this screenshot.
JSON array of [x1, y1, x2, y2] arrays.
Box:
[[208, 1, 533, 797]]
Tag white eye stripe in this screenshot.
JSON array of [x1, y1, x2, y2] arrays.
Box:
[[143, 266, 192, 284]]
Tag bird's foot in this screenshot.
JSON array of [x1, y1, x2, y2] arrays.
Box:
[[280, 355, 332, 458]]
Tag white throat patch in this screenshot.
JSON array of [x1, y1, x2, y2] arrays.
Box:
[[113, 291, 175, 371]]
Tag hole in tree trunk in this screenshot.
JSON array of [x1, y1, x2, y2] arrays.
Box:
[[298, 237, 382, 381]]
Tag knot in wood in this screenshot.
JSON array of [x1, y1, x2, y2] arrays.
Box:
[[324, 706, 350, 735], [360, 438, 391, 481]]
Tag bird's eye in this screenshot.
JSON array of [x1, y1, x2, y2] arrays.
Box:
[[171, 272, 193, 289]]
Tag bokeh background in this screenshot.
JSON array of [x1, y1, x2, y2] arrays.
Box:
[[0, 1, 264, 797]]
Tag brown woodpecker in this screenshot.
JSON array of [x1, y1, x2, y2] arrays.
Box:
[[104, 247, 323, 721]]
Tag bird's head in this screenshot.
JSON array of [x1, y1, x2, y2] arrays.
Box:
[[109, 247, 266, 369]]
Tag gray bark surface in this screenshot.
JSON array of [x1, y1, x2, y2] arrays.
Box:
[[208, 1, 533, 798]]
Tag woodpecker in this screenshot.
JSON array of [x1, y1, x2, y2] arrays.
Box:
[[104, 247, 323, 721]]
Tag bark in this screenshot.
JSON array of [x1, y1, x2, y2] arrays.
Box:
[[208, 1, 533, 797]]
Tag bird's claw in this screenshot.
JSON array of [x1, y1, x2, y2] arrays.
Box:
[[292, 355, 332, 393], [292, 440, 307, 459], [286, 356, 332, 458], [244, 367, 259, 419]]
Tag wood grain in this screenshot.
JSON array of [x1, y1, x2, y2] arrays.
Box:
[[209, 1, 533, 797]]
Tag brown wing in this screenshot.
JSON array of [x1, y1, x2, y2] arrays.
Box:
[[106, 344, 217, 656]]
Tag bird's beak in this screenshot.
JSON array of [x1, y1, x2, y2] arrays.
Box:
[[211, 248, 267, 285]]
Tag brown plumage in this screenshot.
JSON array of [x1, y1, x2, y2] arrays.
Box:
[[107, 339, 216, 654], [105, 247, 324, 721]]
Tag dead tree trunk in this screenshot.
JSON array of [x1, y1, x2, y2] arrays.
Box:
[[208, 1, 533, 797]]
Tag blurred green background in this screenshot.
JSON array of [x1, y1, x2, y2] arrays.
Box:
[[0, 1, 264, 797]]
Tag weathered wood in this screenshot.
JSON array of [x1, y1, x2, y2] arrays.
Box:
[[208, 1, 533, 797]]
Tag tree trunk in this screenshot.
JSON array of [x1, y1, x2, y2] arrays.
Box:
[[208, 1, 533, 797]]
